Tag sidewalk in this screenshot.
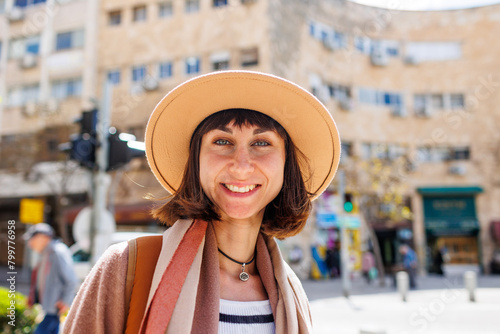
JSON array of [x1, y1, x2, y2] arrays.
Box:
[[301, 274, 500, 300], [303, 275, 500, 334], [310, 288, 500, 334]]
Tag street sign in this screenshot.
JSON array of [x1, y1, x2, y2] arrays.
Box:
[[19, 198, 44, 224], [316, 211, 361, 229]]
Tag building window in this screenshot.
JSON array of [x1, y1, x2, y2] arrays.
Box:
[[405, 41, 462, 63], [213, 59, 229, 70], [7, 88, 23, 107], [133, 5, 147, 22], [211, 51, 230, 71], [9, 35, 40, 59], [107, 70, 121, 85], [14, 0, 46, 8], [416, 146, 469, 162], [185, 57, 200, 75], [361, 142, 407, 160], [55, 30, 84, 51], [450, 94, 465, 109], [159, 62, 173, 78], [240, 47, 258, 67], [430, 94, 444, 109], [132, 65, 147, 82], [47, 139, 59, 153], [108, 10, 121, 26], [340, 142, 353, 163], [358, 88, 402, 108], [51, 78, 82, 100], [328, 84, 351, 100], [159, 1, 173, 18], [414, 93, 465, 115], [452, 147, 470, 160], [309, 21, 347, 50], [25, 36, 40, 54], [7, 84, 40, 107], [355, 37, 399, 57], [213, 0, 228, 7], [185, 0, 199, 13], [23, 84, 39, 103]]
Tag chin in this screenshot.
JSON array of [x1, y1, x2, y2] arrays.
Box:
[[220, 207, 265, 222]]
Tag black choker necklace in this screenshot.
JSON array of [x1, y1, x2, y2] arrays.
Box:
[[218, 248, 256, 282]]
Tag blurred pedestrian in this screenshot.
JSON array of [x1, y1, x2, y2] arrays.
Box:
[[432, 245, 447, 276], [24, 223, 78, 334], [399, 244, 418, 289], [361, 250, 376, 284]]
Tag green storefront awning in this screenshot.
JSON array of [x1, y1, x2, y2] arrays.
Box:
[[417, 186, 483, 196], [422, 192, 481, 236], [425, 219, 480, 236]]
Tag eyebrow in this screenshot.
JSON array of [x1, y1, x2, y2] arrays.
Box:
[[217, 127, 273, 135]]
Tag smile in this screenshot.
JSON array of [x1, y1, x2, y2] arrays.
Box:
[[222, 184, 260, 193]]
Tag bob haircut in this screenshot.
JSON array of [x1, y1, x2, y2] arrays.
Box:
[[151, 109, 313, 239]]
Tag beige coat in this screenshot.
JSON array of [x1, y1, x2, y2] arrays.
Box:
[[63, 220, 313, 333]]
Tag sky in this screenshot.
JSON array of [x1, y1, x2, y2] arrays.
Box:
[[349, 0, 500, 11]]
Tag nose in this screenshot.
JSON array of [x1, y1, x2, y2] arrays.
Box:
[[229, 146, 254, 177]]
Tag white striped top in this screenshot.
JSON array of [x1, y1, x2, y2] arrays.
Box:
[[218, 299, 276, 334]]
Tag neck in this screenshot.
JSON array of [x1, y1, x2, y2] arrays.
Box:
[[213, 216, 261, 277]]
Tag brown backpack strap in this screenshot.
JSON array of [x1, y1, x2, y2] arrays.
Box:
[[124, 235, 163, 334]]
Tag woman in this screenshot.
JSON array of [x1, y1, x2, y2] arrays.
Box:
[[64, 71, 341, 333]]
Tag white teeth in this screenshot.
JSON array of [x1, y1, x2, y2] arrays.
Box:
[[224, 184, 257, 193]]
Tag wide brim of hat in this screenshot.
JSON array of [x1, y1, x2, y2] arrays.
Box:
[[145, 71, 341, 200]]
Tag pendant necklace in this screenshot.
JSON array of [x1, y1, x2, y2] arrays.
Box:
[[218, 248, 256, 282]]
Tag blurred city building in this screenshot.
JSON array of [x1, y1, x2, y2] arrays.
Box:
[[0, 0, 499, 275]]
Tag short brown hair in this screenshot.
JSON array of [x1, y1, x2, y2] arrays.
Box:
[[151, 109, 313, 239]]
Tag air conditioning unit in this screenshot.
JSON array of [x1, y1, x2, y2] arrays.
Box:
[[404, 55, 419, 65], [338, 97, 353, 111], [415, 105, 432, 117], [322, 38, 338, 51], [7, 7, 25, 22], [40, 98, 60, 115], [142, 77, 159, 91], [370, 49, 389, 67], [19, 53, 37, 69], [22, 102, 38, 117], [241, 0, 256, 3], [448, 162, 467, 175], [392, 104, 407, 117]]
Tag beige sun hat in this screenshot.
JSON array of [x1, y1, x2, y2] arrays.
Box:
[[145, 71, 341, 200]]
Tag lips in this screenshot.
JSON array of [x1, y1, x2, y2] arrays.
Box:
[[222, 183, 260, 193]]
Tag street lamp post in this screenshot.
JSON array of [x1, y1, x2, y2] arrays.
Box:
[[338, 170, 351, 298], [90, 81, 113, 265]]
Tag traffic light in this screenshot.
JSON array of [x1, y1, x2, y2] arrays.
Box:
[[107, 130, 145, 171], [62, 109, 145, 170], [70, 134, 97, 168], [69, 109, 98, 168], [343, 193, 353, 213]]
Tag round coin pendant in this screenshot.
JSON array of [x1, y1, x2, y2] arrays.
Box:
[[239, 271, 250, 282]]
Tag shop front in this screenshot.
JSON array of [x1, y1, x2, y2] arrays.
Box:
[[313, 212, 362, 279], [418, 187, 482, 274]]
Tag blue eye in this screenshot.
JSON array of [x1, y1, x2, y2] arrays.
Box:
[[215, 139, 231, 145], [253, 141, 270, 146]]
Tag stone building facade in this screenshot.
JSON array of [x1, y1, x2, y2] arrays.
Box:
[[1, 0, 499, 273]]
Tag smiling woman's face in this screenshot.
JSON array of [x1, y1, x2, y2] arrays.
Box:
[[199, 121, 286, 223]]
